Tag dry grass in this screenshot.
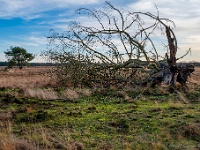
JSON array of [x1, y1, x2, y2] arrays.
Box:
[[0, 65, 199, 101], [0, 135, 36, 150], [0, 66, 56, 89], [0, 122, 36, 150], [168, 100, 185, 109], [23, 88, 58, 100], [22, 88, 92, 100], [182, 123, 200, 141], [189, 67, 200, 84], [0, 65, 200, 90], [0, 66, 93, 100], [61, 88, 91, 100], [0, 122, 85, 150]]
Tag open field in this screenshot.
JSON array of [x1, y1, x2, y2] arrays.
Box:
[[190, 67, 200, 84], [0, 66, 200, 89], [0, 66, 57, 89], [0, 66, 199, 149]]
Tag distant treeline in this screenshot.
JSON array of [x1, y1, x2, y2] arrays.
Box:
[[178, 62, 200, 67], [0, 62, 56, 66], [0, 61, 200, 67]]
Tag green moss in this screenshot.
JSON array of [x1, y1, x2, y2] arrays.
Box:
[[0, 88, 200, 149]]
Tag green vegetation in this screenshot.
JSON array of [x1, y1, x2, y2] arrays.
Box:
[[4, 46, 35, 69], [0, 88, 199, 149], [0, 2, 199, 150]]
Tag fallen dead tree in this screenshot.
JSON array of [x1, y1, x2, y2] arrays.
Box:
[[44, 1, 194, 90]]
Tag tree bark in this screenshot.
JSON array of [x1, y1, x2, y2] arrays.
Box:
[[166, 26, 177, 86]]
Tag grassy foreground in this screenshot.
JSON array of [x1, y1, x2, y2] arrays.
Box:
[[0, 87, 200, 150]]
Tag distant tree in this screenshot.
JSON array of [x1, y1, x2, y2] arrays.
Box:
[[4, 46, 35, 69]]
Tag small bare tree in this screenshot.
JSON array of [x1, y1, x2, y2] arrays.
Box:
[[45, 1, 194, 89]]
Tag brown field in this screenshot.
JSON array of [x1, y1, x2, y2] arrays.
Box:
[[190, 66, 200, 84], [0, 66, 56, 89], [0, 66, 200, 90], [0, 66, 92, 100]]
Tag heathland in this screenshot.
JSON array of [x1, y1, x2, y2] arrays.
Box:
[[0, 66, 200, 149]]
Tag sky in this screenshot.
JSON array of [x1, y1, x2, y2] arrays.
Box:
[[0, 0, 199, 62]]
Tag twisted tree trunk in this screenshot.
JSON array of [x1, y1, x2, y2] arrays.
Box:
[[166, 26, 177, 86]]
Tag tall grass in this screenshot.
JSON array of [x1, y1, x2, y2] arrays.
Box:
[[0, 67, 56, 89], [0, 120, 84, 150]]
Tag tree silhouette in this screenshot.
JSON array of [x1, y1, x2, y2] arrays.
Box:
[[45, 1, 193, 89]]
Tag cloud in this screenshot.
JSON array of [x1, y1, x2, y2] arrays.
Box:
[[2, 40, 39, 47], [0, 34, 47, 54], [27, 36, 47, 46], [0, 0, 101, 19], [49, 0, 200, 61], [0, 0, 199, 61], [23, 14, 44, 21], [127, 0, 200, 61]]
